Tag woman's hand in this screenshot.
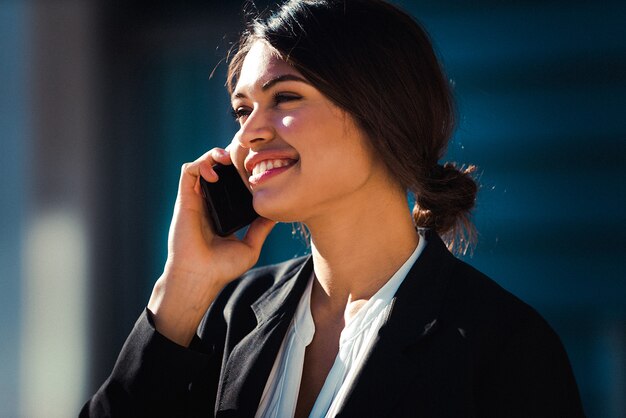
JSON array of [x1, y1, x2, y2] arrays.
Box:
[[147, 148, 276, 346]]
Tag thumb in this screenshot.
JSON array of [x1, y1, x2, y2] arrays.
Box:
[[242, 217, 277, 254]]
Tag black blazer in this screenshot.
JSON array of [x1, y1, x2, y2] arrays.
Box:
[[81, 232, 585, 417]]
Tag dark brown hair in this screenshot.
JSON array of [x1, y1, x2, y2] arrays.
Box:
[[227, 0, 478, 254]]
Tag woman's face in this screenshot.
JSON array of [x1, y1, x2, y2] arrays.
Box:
[[229, 41, 398, 224]]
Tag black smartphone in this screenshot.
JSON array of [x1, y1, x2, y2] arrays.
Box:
[[200, 163, 259, 236]]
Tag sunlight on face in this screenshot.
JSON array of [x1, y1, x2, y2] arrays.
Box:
[[281, 116, 295, 127]]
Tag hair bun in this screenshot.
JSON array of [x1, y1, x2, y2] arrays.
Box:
[[414, 163, 477, 253]]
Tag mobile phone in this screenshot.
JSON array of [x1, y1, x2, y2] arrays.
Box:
[[200, 163, 258, 236]]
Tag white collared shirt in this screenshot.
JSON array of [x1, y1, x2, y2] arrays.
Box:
[[255, 234, 427, 418]]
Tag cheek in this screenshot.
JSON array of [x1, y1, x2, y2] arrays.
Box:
[[273, 114, 301, 141]]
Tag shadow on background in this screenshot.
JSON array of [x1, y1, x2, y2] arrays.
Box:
[[1, 0, 624, 416]]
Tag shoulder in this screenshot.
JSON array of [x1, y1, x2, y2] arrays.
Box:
[[446, 258, 584, 415], [406, 233, 568, 366], [408, 233, 551, 342], [446, 257, 539, 320], [433, 254, 584, 415], [444, 256, 554, 345]]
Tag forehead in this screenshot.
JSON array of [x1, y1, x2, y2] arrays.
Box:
[[234, 42, 300, 93]]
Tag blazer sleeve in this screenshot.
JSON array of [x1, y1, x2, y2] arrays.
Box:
[[477, 314, 586, 418], [79, 309, 214, 418]]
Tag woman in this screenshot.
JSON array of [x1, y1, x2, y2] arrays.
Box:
[[81, 0, 584, 416]]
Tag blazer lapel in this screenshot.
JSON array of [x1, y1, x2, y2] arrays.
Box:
[[215, 256, 313, 417], [335, 232, 456, 417]]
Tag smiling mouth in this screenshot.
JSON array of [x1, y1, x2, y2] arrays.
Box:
[[249, 158, 297, 185], [251, 159, 297, 176]]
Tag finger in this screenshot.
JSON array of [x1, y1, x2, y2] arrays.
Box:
[[242, 217, 277, 252], [212, 148, 232, 166], [176, 147, 235, 214], [179, 162, 200, 194], [193, 174, 202, 196], [166, 164, 204, 217], [198, 164, 218, 183], [189, 148, 231, 182]]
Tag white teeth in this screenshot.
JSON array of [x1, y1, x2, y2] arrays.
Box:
[[252, 159, 292, 176]]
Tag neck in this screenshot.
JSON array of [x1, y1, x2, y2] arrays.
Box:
[[305, 191, 418, 311]]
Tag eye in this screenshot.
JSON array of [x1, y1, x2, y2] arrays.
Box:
[[231, 106, 251, 121], [230, 92, 301, 122], [273, 92, 302, 105]]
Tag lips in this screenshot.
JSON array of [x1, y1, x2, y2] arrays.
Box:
[[251, 159, 295, 176], [247, 157, 298, 185], [244, 151, 299, 186]]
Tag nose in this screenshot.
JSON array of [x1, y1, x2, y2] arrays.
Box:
[[236, 107, 275, 149]]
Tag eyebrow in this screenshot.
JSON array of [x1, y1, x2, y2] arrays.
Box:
[[232, 74, 310, 100]]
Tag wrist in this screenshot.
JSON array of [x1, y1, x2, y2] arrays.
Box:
[[147, 270, 223, 347]]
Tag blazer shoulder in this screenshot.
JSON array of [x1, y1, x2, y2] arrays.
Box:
[[445, 261, 585, 416], [447, 256, 543, 324], [444, 256, 568, 361]]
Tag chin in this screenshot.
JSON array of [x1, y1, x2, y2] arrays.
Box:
[[252, 196, 302, 224], [254, 207, 301, 224]]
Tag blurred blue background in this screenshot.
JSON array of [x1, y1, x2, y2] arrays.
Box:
[[1, 0, 624, 416]]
